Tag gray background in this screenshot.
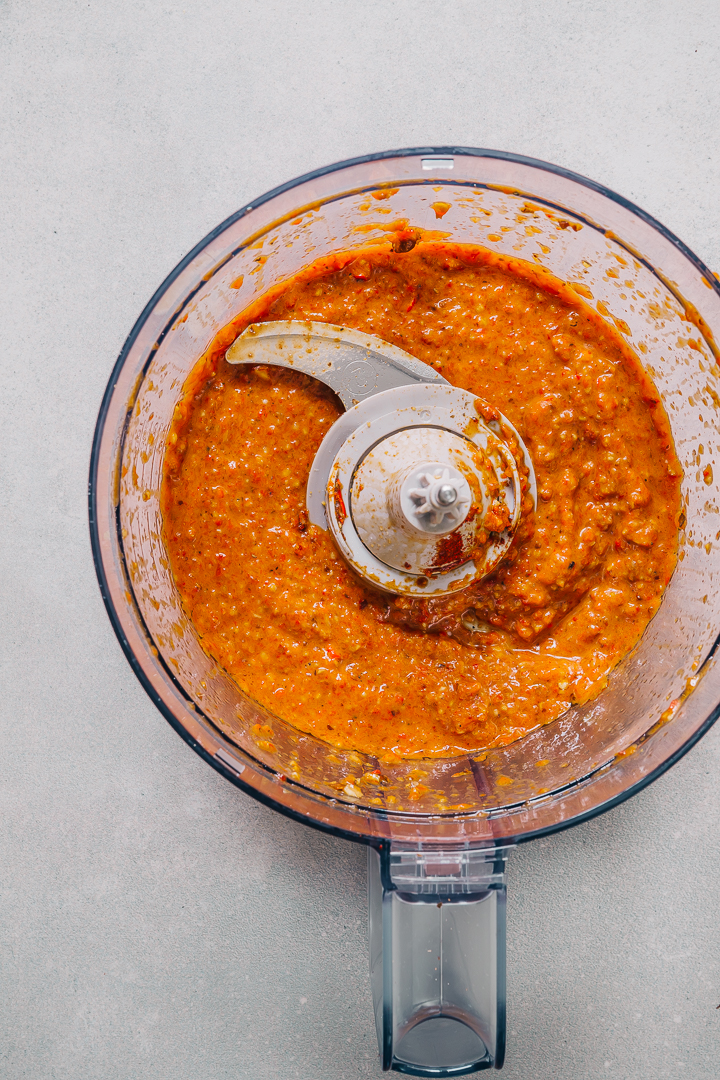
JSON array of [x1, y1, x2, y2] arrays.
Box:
[[2, 1, 720, 1077]]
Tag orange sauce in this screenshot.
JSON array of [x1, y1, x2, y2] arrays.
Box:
[[162, 243, 681, 760]]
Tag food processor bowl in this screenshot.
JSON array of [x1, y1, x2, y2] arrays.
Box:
[[90, 149, 720, 1074]]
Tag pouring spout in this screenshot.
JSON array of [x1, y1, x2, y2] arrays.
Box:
[[368, 844, 512, 1075]]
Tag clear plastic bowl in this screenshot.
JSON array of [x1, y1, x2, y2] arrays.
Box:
[[89, 149, 720, 1073]]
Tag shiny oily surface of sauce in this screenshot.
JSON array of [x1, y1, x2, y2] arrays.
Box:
[[162, 243, 682, 760]]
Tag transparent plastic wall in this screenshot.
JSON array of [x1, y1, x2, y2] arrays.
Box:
[[92, 150, 720, 844]]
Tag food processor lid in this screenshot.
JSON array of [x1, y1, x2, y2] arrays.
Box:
[[226, 321, 536, 597]]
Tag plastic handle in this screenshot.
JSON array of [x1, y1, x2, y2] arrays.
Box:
[[368, 844, 511, 1075]]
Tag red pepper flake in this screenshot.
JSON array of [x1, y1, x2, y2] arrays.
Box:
[[333, 478, 347, 526]]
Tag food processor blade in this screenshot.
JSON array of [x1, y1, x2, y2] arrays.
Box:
[[225, 320, 448, 408], [226, 321, 536, 597]]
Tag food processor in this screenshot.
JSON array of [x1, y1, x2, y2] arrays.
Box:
[[89, 148, 720, 1075]]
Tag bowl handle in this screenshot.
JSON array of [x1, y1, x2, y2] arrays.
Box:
[[368, 843, 511, 1074]]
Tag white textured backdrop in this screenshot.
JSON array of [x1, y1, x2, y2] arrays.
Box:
[[2, 1, 720, 1077]]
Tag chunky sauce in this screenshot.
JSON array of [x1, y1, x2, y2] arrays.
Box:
[[162, 244, 681, 760]]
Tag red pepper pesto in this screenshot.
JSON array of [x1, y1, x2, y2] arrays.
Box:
[[161, 243, 682, 760]]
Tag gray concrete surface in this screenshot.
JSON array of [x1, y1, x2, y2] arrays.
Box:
[[2, 1, 720, 1077]]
